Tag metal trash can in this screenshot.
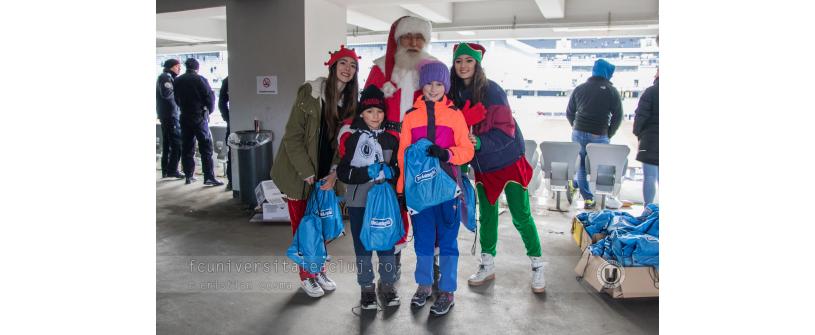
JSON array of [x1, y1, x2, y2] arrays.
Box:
[[228, 130, 274, 207]]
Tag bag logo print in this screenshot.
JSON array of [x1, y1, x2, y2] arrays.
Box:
[[415, 168, 437, 183], [318, 209, 333, 217], [370, 218, 393, 228]]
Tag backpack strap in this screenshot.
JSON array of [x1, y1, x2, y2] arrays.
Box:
[[425, 100, 436, 144]]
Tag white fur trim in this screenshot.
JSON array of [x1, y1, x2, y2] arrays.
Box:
[[305, 77, 327, 100], [393, 16, 432, 44], [382, 81, 397, 98]]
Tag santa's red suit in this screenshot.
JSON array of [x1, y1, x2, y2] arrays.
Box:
[[338, 16, 436, 251]]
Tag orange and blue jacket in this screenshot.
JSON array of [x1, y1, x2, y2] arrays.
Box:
[[396, 95, 474, 193]]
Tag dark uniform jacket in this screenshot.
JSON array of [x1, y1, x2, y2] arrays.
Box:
[[174, 70, 214, 124], [156, 71, 179, 119]]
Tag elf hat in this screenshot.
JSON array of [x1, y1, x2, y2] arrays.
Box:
[[325, 45, 361, 67], [452, 43, 486, 63]]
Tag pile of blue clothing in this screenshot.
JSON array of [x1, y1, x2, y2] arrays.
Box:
[[576, 204, 659, 269]]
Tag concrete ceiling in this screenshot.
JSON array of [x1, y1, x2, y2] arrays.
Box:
[[157, 0, 658, 53]]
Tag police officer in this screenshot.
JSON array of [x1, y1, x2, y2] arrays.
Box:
[[173, 58, 224, 186], [218, 76, 232, 191], [156, 59, 184, 179]]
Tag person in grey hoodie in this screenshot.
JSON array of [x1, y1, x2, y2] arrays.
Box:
[[336, 85, 401, 310]]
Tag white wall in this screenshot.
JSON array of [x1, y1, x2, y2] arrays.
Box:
[[304, 0, 347, 81]]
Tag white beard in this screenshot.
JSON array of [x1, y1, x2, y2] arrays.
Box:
[[375, 47, 437, 120]]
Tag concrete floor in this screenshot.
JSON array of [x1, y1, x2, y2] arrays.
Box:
[[157, 172, 658, 334]]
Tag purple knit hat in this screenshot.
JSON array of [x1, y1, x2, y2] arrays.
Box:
[[418, 60, 450, 93]]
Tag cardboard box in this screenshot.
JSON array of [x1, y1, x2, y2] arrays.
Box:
[[262, 199, 289, 221], [571, 217, 606, 252], [574, 248, 659, 298]]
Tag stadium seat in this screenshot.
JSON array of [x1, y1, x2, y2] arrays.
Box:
[[539, 141, 581, 211], [585, 143, 630, 209]]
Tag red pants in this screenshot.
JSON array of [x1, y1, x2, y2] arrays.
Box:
[[286, 198, 324, 280]]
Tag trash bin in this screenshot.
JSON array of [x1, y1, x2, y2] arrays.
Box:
[[228, 130, 274, 207]]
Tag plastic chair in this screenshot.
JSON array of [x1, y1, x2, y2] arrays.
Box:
[[539, 141, 581, 211], [209, 125, 228, 175], [586, 143, 630, 209], [524, 140, 542, 195]]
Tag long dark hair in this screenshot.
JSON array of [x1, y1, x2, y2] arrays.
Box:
[[449, 60, 488, 105], [324, 62, 359, 145]]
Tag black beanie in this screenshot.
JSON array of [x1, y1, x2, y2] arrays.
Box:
[[184, 58, 199, 70], [163, 58, 180, 69], [358, 85, 386, 115]]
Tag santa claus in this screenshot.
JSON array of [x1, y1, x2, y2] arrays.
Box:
[[364, 15, 437, 134]]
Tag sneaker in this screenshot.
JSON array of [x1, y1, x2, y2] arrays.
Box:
[[316, 272, 336, 291], [530, 256, 546, 294], [605, 196, 622, 209], [566, 180, 577, 204], [380, 283, 400, 307], [203, 178, 224, 186], [430, 292, 455, 316], [164, 171, 185, 179], [411, 285, 433, 307], [360, 285, 377, 310], [225, 182, 233, 191], [185, 176, 197, 184], [583, 199, 596, 210], [468, 253, 496, 286], [300, 278, 325, 298]]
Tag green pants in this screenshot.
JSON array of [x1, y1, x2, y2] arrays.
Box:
[[477, 182, 542, 257]]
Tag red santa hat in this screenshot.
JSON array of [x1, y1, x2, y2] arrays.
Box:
[[384, 16, 432, 82]]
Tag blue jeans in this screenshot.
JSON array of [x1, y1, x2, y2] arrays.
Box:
[[642, 163, 659, 205], [349, 207, 397, 287], [571, 130, 609, 201], [412, 198, 460, 292]]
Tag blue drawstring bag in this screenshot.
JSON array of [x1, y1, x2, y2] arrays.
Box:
[[459, 174, 476, 232], [306, 180, 345, 242], [361, 163, 403, 251], [286, 214, 327, 274], [404, 138, 461, 214]]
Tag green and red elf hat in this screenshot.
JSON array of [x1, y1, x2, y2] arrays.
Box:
[[325, 45, 361, 67], [452, 43, 486, 63]]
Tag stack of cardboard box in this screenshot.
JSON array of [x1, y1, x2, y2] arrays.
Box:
[[571, 217, 659, 298]]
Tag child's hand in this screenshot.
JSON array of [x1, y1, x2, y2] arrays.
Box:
[[426, 144, 450, 162]]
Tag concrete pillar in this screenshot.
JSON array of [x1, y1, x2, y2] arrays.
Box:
[[225, 0, 346, 192]]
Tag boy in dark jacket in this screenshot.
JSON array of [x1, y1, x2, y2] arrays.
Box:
[[337, 85, 401, 309]]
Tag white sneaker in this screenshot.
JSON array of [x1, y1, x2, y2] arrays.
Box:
[[468, 253, 496, 286], [605, 196, 622, 209], [300, 277, 325, 298], [316, 272, 337, 291], [530, 256, 546, 293]]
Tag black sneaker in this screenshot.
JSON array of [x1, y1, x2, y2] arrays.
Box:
[[380, 283, 400, 307], [165, 171, 185, 179], [430, 292, 455, 316], [360, 285, 377, 310], [411, 285, 432, 307], [185, 176, 197, 184], [204, 178, 224, 186]]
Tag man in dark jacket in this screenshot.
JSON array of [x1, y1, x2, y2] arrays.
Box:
[[156, 59, 184, 179], [174, 58, 223, 186], [566, 59, 623, 209], [633, 72, 659, 205], [218, 77, 232, 190]]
